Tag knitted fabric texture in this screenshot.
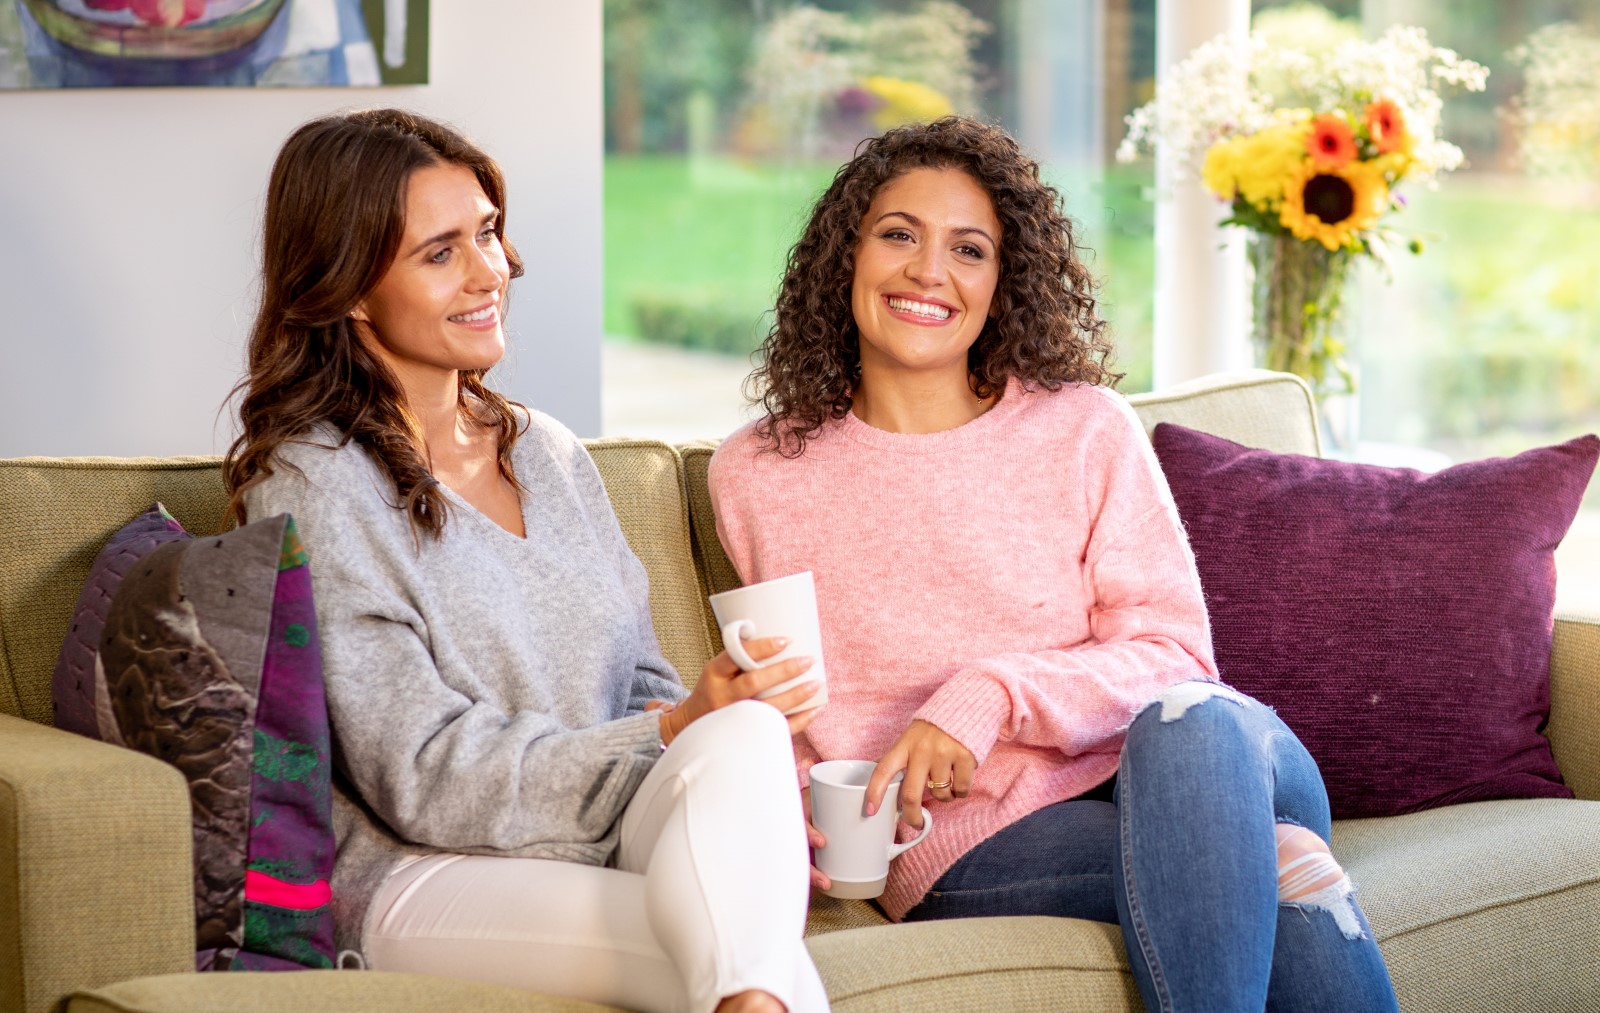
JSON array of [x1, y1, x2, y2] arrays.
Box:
[[243, 410, 686, 959], [1152, 423, 1598, 818], [710, 380, 1217, 919]]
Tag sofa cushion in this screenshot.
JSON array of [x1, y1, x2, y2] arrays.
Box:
[[0, 456, 227, 726], [1125, 368, 1321, 453], [804, 891, 891, 936], [1335, 798, 1600, 1013], [52, 503, 191, 742], [679, 441, 741, 602], [585, 438, 715, 688], [807, 916, 1139, 1012], [67, 971, 617, 1013], [1152, 424, 1598, 818], [1551, 614, 1600, 800], [102, 514, 335, 972]]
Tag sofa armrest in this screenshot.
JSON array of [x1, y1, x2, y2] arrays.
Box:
[[0, 714, 193, 1013], [1550, 613, 1600, 802]]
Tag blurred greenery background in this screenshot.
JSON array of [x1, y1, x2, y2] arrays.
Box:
[[602, 0, 1599, 485], [604, 154, 1155, 383]]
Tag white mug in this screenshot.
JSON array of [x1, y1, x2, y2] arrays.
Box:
[[808, 759, 933, 899], [707, 571, 827, 714]]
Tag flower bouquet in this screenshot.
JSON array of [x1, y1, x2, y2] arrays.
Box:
[[1118, 24, 1488, 398]]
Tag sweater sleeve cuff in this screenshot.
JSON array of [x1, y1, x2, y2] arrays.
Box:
[[913, 671, 1010, 765], [617, 709, 667, 756]]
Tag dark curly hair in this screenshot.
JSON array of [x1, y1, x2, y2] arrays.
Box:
[[751, 116, 1120, 456], [223, 108, 526, 540]]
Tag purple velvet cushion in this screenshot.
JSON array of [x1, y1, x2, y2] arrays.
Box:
[[1151, 423, 1599, 819], [102, 513, 334, 971], [52, 503, 190, 741]]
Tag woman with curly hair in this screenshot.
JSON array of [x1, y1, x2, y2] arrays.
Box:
[[709, 117, 1397, 1012], [226, 108, 828, 1013]]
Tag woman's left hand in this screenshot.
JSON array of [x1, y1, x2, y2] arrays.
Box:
[[864, 719, 976, 827]]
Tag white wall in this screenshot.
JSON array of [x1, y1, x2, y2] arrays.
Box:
[[0, 1, 602, 457]]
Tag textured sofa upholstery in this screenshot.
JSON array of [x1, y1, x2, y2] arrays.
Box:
[[1, 370, 1595, 1013]]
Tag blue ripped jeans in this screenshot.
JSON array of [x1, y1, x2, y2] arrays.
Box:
[[903, 684, 1398, 1013]]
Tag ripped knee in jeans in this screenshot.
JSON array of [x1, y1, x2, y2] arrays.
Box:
[[1149, 680, 1249, 723], [1276, 823, 1364, 940]]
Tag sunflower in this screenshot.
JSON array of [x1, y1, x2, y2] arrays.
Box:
[[1279, 158, 1388, 250], [1307, 113, 1358, 168], [1364, 98, 1413, 156]]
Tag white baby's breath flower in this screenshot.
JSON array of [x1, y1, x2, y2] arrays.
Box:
[[1117, 34, 1270, 177], [1120, 23, 1487, 189], [1509, 23, 1600, 179]]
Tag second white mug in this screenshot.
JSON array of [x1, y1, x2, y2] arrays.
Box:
[[809, 759, 933, 899]]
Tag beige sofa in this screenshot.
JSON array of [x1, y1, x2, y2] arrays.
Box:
[[2, 370, 1596, 1013]]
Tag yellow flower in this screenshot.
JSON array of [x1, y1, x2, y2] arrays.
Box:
[[861, 76, 954, 131], [1369, 151, 1414, 182], [1279, 158, 1388, 250], [1201, 136, 1247, 199], [1202, 120, 1313, 211]]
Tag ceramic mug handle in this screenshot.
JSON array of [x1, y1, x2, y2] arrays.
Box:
[[719, 619, 762, 671], [887, 809, 933, 860]]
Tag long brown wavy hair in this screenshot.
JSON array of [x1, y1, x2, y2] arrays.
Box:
[[752, 116, 1120, 456], [224, 108, 526, 539]]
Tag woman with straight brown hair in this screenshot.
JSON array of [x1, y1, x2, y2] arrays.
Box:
[[225, 108, 828, 1013]]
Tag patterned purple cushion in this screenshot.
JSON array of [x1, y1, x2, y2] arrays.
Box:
[[52, 503, 190, 742], [1151, 423, 1599, 819], [101, 513, 335, 971]]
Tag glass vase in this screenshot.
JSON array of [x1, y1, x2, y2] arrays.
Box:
[[1249, 232, 1355, 398], [1249, 232, 1360, 454]]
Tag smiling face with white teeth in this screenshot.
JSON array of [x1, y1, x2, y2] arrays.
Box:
[[851, 166, 1001, 398], [352, 161, 511, 403]]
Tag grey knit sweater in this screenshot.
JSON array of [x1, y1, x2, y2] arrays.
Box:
[[243, 410, 688, 959]]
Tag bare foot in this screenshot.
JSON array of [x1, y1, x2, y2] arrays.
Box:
[[715, 989, 785, 1013]]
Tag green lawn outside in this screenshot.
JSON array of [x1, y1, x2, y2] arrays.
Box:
[[603, 156, 833, 353], [603, 155, 1158, 390]]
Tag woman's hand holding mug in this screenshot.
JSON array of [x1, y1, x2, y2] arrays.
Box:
[[865, 719, 977, 823], [707, 572, 829, 715], [657, 637, 820, 746], [809, 759, 933, 898], [801, 786, 831, 891]]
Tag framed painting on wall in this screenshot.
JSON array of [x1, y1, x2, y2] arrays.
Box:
[[0, 0, 428, 88]]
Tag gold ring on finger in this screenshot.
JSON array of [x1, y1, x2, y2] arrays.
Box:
[[926, 778, 953, 790]]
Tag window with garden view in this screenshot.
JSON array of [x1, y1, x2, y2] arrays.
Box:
[[602, 0, 1597, 610], [603, 0, 1158, 439]]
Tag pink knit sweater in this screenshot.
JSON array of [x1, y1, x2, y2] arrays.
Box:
[[708, 379, 1218, 919]]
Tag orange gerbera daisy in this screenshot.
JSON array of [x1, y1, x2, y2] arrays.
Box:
[[1365, 98, 1411, 155], [1307, 113, 1358, 168]]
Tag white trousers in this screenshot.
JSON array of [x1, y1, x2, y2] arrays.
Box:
[[365, 700, 829, 1013]]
